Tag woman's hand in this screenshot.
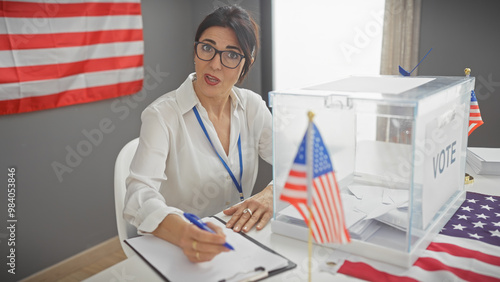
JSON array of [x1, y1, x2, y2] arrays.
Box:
[[223, 185, 273, 233], [152, 215, 230, 263]]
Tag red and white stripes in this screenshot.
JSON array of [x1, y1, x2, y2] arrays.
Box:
[[338, 234, 500, 281], [0, 0, 144, 114]]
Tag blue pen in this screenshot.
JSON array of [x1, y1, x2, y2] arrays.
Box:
[[184, 213, 235, 251]]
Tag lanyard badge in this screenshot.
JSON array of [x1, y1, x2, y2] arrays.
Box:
[[193, 107, 244, 201]]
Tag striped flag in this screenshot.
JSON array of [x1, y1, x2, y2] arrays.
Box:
[[0, 0, 144, 115], [469, 90, 484, 135], [338, 192, 500, 281], [279, 121, 350, 244]]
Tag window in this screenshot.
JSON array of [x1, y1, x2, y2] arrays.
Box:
[[272, 0, 385, 90]]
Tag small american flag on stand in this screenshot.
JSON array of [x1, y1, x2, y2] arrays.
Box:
[[279, 115, 350, 244], [469, 90, 484, 135]]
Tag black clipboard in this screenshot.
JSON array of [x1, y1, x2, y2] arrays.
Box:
[[125, 216, 296, 281]]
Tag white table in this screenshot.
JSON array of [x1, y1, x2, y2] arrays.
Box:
[[84, 215, 361, 282], [85, 166, 499, 282]]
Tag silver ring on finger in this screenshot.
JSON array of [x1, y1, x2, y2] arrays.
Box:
[[243, 208, 253, 217]]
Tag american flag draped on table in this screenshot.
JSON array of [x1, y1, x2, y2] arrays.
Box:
[[338, 192, 500, 281], [279, 120, 350, 244], [0, 0, 144, 115]]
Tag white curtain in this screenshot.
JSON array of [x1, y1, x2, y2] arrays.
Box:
[[380, 0, 422, 75]]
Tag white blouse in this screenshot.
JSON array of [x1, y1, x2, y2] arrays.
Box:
[[124, 73, 273, 233]]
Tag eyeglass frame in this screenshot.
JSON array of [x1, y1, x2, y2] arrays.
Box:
[[194, 41, 246, 69]]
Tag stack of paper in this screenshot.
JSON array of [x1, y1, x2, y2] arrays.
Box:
[[467, 147, 500, 175]]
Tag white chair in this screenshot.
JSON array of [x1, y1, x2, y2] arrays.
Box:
[[114, 138, 139, 257]]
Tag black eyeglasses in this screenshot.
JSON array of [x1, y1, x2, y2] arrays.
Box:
[[194, 41, 245, 69]]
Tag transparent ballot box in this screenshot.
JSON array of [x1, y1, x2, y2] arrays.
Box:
[[269, 76, 475, 268]]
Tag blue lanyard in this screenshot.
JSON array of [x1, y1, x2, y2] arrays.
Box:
[[193, 106, 244, 201]]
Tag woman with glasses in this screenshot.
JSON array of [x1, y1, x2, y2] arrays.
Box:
[[124, 5, 273, 262]]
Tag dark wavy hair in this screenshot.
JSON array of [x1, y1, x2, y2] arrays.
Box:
[[195, 5, 260, 84]]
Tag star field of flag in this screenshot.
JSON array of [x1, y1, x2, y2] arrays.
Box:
[[339, 191, 500, 281], [441, 192, 500, 246], [292, 123, 334, 178]]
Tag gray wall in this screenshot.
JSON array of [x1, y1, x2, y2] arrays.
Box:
[[418, 0, 500, 148], [0, 1, 268, 280]]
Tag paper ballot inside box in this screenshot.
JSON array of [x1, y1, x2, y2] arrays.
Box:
[[354, 140, 412, 189], [348, 185, 409, 231]]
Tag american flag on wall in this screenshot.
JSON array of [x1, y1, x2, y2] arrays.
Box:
[[0, 0, 144, 115], [469, 90, 484, 135], [338, 192, 500, 281], [279, 120, 350, 244]]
